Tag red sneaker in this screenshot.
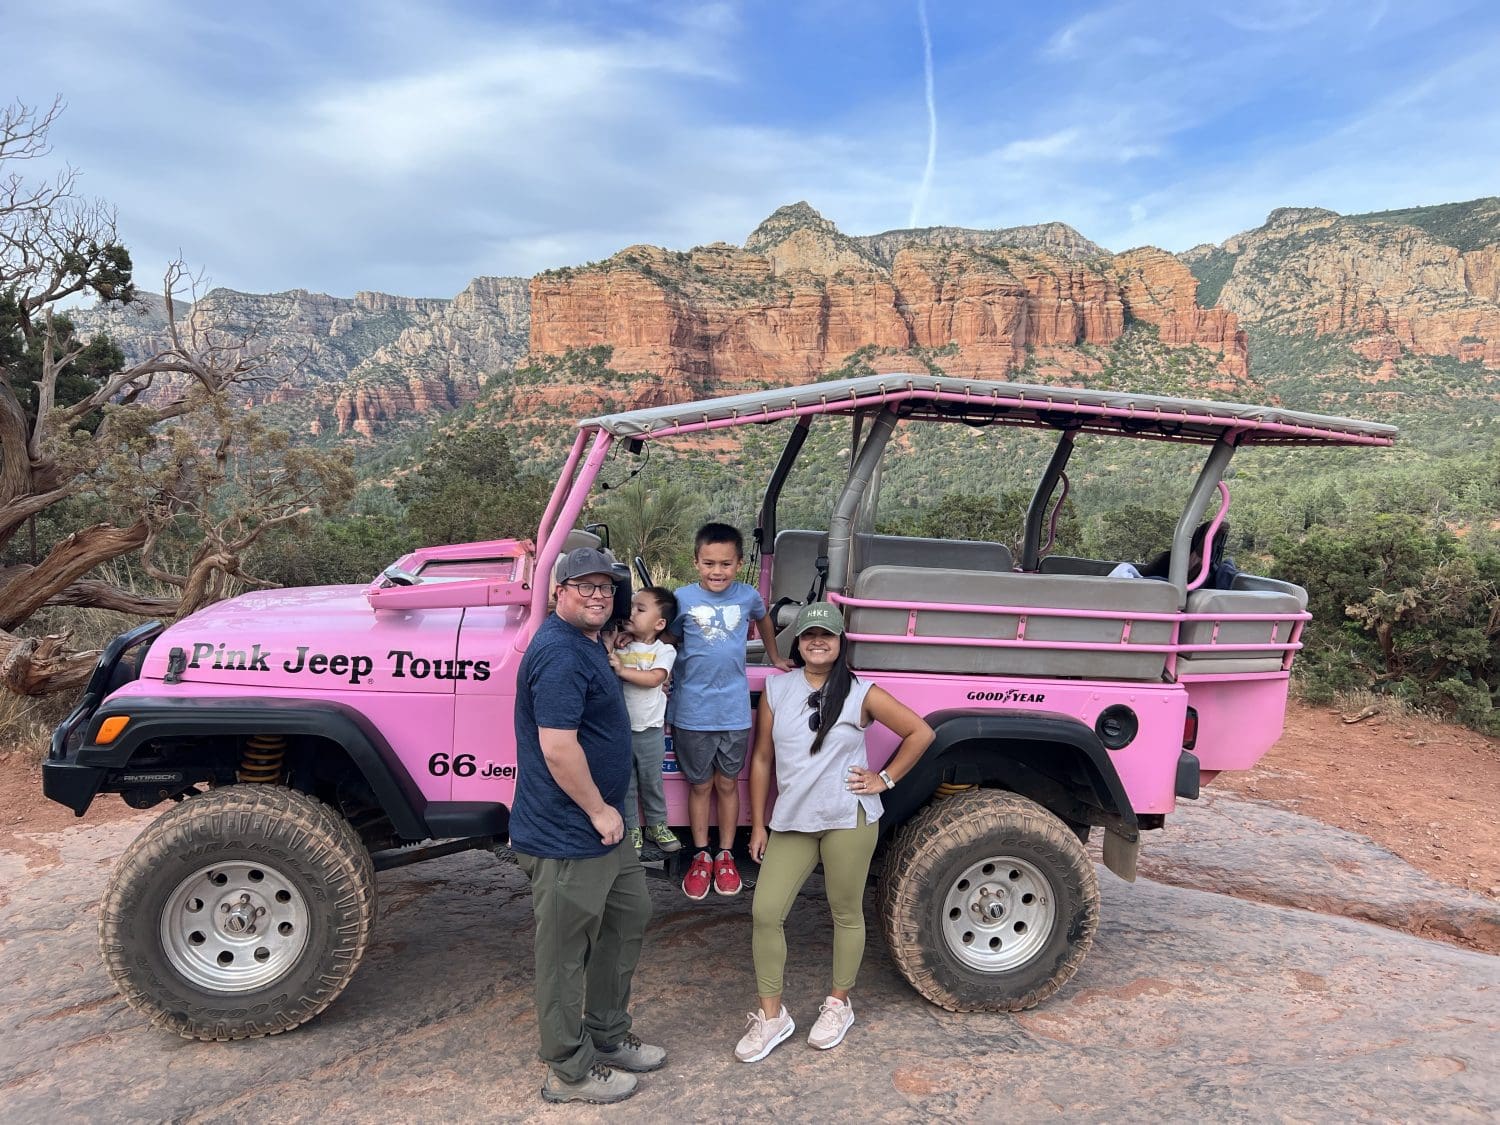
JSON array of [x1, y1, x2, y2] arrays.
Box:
[[713, 851, 742, 897], [682, 850, 713, 900]]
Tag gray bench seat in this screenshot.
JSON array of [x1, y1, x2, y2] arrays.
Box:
[[770, 530, 1015, 606], [753, 531, 1017, 664], [1036, 555, 1125, 577], [845, 565, 1179, 680], [1176, 575, 1307, 675]]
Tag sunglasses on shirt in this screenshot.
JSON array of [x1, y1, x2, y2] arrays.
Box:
[[806, 689, 823, 732]]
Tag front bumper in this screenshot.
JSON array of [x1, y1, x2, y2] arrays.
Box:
[[43, 621, 163, 815]]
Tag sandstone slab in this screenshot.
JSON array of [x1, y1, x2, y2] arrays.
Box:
[[1138, 790, 1500, 953], [0, 811, 1496, 1122]]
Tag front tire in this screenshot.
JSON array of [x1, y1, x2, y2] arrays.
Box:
[[99, 785, 377, 1040], [879, 789, 1099, 1012]]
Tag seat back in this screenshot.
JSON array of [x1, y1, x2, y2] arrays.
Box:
[[1036, 555, 1122, 577], [1176, 575, 1308, 674], [857, 534, 1013, 573], [846, 566, 1178, 681]]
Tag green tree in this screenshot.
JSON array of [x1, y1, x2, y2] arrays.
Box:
[[251, 513, 418, 588], [0, 100, 350, 694], [1076, 505, 1178, 564], [589, 477, 706, 584], [1273, 514, 1500, 729], [395, 427, 550, 546]]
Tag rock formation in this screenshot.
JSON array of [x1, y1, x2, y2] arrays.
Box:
[[71, 197, 1499, 440], [1181, 198, 1500, 373], [529, 204, 1249, 395], [70, 279, 530, 437]]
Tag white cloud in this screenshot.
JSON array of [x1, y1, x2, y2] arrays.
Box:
[[995, 129, 1084, 163], [1212, 0, 1329, 33], [4, 0, 1495, 298]]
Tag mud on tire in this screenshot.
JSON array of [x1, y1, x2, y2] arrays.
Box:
[[878, 788, 1099, 1012], [99, 785, 377, 1041]]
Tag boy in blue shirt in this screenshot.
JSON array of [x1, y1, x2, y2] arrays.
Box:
[[673, 522, 791, 899]]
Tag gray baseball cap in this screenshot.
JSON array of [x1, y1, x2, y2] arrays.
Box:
[[554, 547, 617, 584], [793, 602, 846, 636]]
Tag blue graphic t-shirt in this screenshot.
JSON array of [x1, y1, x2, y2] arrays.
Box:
[[671, 581, 766, 731], [511, 613, 631, 859]]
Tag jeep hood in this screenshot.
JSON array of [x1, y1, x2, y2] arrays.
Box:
[[138, 585, 478, 692]]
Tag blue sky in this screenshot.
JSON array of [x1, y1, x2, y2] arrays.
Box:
[[7, 0, 1498, 298]]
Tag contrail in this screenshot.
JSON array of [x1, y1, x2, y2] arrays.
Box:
[[909, 0, 937, 229]]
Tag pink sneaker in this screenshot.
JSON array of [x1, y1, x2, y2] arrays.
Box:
[[682, 851, 713, 900], [713, 851, 742, 896]]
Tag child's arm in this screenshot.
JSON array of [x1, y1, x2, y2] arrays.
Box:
[[608, 645, 673, 688], [615, 664, 668, 688], [755, 613, 793, 671]]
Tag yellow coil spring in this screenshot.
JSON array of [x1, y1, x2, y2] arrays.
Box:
[[238, 734, 286, 784], [934, 782, 976, 800]]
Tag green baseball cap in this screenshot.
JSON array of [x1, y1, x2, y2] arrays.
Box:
[[793, 602, 846, 636]]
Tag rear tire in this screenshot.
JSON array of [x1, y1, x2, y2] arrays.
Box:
[[99, 785, 377, 1040], [879, 789, 1098, 1012]]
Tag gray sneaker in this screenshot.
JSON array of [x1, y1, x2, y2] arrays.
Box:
[[647, 823, 683, 853], [595, 1031, 667, 1072], [541, 1063, 638, 1104]]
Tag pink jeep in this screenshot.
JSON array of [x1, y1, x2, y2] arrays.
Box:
[[44, 374, 1394, 1039]]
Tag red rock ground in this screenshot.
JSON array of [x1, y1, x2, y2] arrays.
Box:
[[1211, 702, 1500, 900]]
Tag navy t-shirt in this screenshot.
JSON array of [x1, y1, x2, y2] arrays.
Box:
[[510, 613, 631, 859]]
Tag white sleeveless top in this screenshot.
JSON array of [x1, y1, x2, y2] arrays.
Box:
[[764, 669, 882, 832]]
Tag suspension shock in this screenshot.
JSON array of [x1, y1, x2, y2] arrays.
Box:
[[238, 734, 286, 784], [934, 782, 976, 800]]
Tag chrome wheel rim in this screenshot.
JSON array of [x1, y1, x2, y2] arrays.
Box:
[[940, 855, 1057, 972], [159, 860, 310, 993]]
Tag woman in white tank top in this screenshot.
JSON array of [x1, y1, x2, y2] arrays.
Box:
[[733, 603, 934, 1063]]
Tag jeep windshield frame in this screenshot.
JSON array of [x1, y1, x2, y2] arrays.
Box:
[[530, 374, 1396, 640]]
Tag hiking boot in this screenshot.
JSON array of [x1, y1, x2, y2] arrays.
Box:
[[647, 823, 682, 853], [682, 850, 713, 900], [627, 826, 643, 853], [595, 1031, 667, 1073], [735, 1005, 795, 1063], [540, 1063, 637, 1104], [713, 850, 742, 896], [807, 995, 855, 1050]]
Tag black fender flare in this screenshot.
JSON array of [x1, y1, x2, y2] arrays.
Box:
[[73, 696, 430, 839], [882, 708, 1138, 841]]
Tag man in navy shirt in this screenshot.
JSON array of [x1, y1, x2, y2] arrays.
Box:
[[513, 547, 663, 1105]]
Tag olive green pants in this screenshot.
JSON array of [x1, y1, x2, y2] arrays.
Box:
[[515, 845, 651, 1082], [751, 808, 878, 998]]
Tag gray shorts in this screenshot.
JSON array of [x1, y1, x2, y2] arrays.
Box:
[[672, 727, 749, 785]]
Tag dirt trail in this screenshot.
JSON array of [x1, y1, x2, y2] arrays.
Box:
[[1211, 701, 1500, 900]]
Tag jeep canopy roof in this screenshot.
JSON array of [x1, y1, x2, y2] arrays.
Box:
[[579, 373, 1397, 448]]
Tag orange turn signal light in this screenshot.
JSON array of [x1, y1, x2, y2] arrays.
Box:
[[95, 716, 131, 745]]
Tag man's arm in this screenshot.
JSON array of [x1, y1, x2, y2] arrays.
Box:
[[538, 727, 624, 845]]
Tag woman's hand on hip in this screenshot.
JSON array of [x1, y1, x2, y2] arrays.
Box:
[[847, 766, 890, 795]]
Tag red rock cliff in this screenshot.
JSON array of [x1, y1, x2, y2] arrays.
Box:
[[529, 212, 1248, 391]]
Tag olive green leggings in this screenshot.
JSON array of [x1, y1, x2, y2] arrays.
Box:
[[751, 808, 879, 998]]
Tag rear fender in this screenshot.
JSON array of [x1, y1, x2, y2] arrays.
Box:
[[887, 709, 1140, 876]]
